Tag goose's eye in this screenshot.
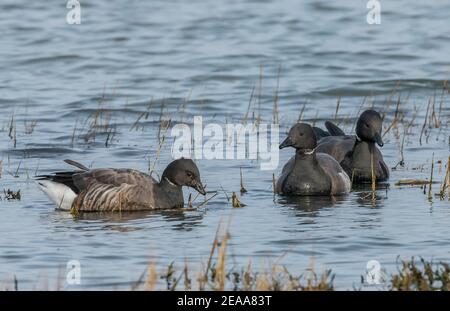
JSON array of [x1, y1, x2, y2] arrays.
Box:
[[186, 171, 193, 179], [300, 133, 304, 136], [364, 123, 369, 128]]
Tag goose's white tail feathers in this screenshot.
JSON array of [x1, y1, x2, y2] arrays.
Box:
[[37, 180, 77, 211]]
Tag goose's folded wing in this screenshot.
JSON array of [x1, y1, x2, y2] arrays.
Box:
[[312, 126, 330, 139], [74, 182, 156, 212], [73, 168, 154, 191], [316, 135, 356, 163], [324, 121, 346, 136]]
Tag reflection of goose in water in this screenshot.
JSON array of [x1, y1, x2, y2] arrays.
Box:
[[63, 209, 205, 233], [277, 194, 385, 230], [277, 195, 348, 215]]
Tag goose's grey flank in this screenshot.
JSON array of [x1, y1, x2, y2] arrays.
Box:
[[36, 158, 206, 212], [276, 123, 351, 196], [315, 110, 389, 183]]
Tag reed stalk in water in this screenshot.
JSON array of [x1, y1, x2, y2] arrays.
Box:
[[419, 98, 431, 146], [371, 152, 376, 202], [240, 167, 247, 194], [149, 119, 170, 176], [428, 153, 434, 201], [272, 173, 276, 195], [272, 65, 281, 124], [334, 96, 341, 121], [439, 156, 450, 200], [8, 114, 17, 148], [232, 192, 246, 208], [297, 102, 306, 122]]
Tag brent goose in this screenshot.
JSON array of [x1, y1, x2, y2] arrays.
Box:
[[315, 109, 389, 183], [36, 158, 206, 212], [276, 123, 351, 196]]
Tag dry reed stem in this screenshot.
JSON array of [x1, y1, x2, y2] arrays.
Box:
[[231, 192, 245, 208], [439, 156, 450, 199], [371, 152, 376, 203], [428, 153, 434, 201], [272, 65, 281, 124], [395, 179, 436, 186], [334, 96, 341, 121], [240, 167, 247, 194], [419, 98, 431, 145], [272, 173, 276, 194], [297, 102, 306, 122], [143, 262, 158, 291]]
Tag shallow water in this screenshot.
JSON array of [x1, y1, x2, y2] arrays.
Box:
[[0, 0, 449, 290]]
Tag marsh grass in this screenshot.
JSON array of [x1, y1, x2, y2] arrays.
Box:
[[272, 173, 276, 195], [231, 192, 246, 208], [428, 153, 435, 201], [2, 229, 450, 291], [8, 114, 17, 148], [73, 96, 118, 147], [439, 156, 450, 200], [148, 119, 171, 177], [389, 257, 450, 291], [133, 225, 335, 291], [130, 98, 153, 131], [371, 152, 376, 203], [24, 119, 38, 135], [239, 167, 247, 194], [7, 160, 22, 178], [272, 65, 281, 124], [2, 189, 21, 201]]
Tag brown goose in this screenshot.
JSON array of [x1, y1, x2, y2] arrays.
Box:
[[276, 123, 351, 196], [36, 158, 206, 212]]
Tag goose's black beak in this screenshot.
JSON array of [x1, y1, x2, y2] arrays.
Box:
[[192, 180, 206, 195], [279, 136, 293, 149], [374, 132, 384, 147]]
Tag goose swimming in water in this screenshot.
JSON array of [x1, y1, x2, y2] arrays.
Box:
[[314, 109, 389, 183], [276, 123, 351, 196], [36, 158, 206, 212]]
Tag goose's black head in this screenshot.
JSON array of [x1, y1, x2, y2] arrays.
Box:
[[279, 123, 317, 152], [162, 158, 206, 195], [356, 110, 384, 147]]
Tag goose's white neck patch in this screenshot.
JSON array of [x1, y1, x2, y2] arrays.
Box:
[[164, 177, 177, 186], [304, 148, 316, 155]]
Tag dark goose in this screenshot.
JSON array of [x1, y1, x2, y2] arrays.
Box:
[[276, 123, 351, 196], [314, 109, 389, 183]]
